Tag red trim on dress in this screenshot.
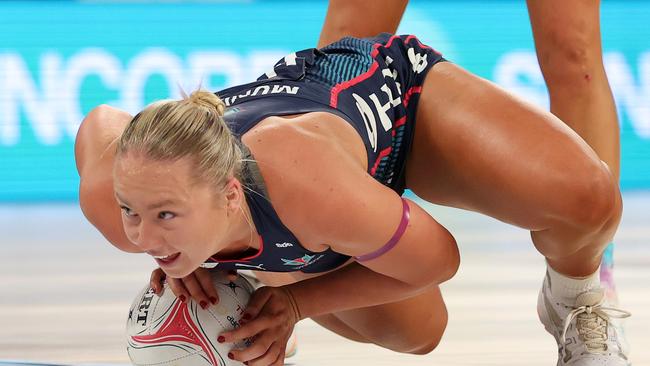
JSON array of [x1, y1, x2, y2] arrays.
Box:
[[371, 34, 400, 58], [330, 62, 379, 108], [403, 86, 423, 107], [370, 147, 392, 176], [208, 235, 264, 263], [404, 35, 432, 49], [394, 116, 407, 128]]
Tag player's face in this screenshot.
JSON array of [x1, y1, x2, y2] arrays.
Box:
[[113, 152, 230, 278]]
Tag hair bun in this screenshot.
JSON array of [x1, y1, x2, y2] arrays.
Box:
[[188, 90, 226, 116]]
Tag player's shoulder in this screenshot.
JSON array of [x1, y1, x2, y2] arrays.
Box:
[[242, 111, 365, 168], [76, 105, 142, 253], [241, 112, 370, 244], [75, 104, 131, 175]]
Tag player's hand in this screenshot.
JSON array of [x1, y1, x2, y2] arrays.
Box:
[[218, 286, 301, 366], [149, 267, 238, 309]]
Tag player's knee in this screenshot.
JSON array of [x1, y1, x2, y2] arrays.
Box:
[[439, 231, 460, 283], [374, 303, 448, 355], [536, 29, 604, 90], [402, 313, 448, 355], [406, 331, 445, 355], [561, 162, 620, 233]]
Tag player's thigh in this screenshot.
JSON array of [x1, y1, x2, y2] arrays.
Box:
[[405, 62, 614, 230], [256, 269, 446, 352], [332, 285, 448, 354]]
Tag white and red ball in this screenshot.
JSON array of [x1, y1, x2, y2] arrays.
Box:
[[126, 271, 255, 366]]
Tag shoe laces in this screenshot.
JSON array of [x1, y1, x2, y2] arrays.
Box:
[[561, 292, 631, 355]]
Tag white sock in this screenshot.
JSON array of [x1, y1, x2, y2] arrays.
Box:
[[546, 263, 601, 300]]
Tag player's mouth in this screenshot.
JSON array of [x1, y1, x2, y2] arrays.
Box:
[[153, 252, 181, 266]]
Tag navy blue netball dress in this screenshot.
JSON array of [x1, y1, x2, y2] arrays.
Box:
[[201, 34, 445, 273]]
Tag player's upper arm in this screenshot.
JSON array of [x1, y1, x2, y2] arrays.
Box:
[[310, 167, 459, 287], [75, 105, 142, 253]]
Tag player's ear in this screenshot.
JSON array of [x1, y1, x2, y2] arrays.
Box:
[[223, 177, 244, 215]]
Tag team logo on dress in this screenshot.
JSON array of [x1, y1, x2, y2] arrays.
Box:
[[281, 254, 316, 267], [275, 242, 294, 248]]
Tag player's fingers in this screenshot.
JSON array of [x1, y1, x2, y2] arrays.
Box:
[[242, 287, 273, 320], [230, 332, 277, 364], [166, 277, 190, 303], [221, 314, 274, 343], [226, 269, 238, 282], [182, 273, 212, 309], [195, 268, 219, 305], [149, 268, 166, 296]]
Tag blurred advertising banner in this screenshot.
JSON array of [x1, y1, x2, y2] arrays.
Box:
[[1, 0, 648, 201]]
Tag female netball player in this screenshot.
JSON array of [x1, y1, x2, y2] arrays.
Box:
[[75, 34, 630, 366]]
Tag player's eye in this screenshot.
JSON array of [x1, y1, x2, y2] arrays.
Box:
[[158, 211, 175, 220], [120, 206, 138, 218]]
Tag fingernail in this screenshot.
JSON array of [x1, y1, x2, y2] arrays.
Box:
[[217, 336, 225, 343], [210, 297, 218, 305], [179, 295, 186, 303], [242, 313, 251, 320], [227, 352, 234, 360], [200, 300, 208, 309]]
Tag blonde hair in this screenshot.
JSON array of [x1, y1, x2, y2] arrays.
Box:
[[116, 90, 242, 188]]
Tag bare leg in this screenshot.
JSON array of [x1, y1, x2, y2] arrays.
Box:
[[311, 314, 371, 344], [255, 270, 447, 354], [317, 0, 407, 48], [331, 286, 448, 355], [527, 0, 620, 300], [405, 62, 622, 277], [527, 0, 619, 179]]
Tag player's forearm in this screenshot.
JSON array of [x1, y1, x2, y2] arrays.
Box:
[[284, 261, 429, 320]]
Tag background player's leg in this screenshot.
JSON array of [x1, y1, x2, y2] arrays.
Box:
[[317, 0, 407, 48], [527, 0, 619, 178], [526, 0, 621, 302]]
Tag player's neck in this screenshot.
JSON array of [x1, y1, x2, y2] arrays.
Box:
[[216, 200, 260, 259]]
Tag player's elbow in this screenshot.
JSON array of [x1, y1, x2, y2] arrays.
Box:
[[430, 230, 460, 285], [410, 230, 460, 289]]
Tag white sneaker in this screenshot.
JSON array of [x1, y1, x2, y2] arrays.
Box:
[[538, 274, 631, 365]]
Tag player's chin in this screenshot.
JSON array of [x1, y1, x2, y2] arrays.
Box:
[[156, 253, 196, 279]]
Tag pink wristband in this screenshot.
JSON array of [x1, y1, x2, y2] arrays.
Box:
[[355, 198, 410, 262]]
